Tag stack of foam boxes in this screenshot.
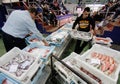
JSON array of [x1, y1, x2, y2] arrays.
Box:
[[54, 44, 120, 84]]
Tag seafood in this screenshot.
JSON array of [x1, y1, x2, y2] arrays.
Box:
[[30, 38, 39, 42], [0, 54, 35, 77], [86, 52, 117, 75]]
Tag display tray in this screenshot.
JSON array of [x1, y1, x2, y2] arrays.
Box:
[[75, 44, 120, 84], [70, 30, 93, 41], [73, 61, 101, 84], [23, 43, 55, 61], [25, 34, 44, 45], [54, 52, 88, 84], [0, 47, 43, 83], [92, 36, 113, 46], [46, 29, 69, 46]]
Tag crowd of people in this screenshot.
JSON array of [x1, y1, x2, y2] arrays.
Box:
[[37, 0, 70, 26]]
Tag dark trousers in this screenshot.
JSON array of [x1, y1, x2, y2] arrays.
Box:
[[2, 31, 27, 52], [74, 40, 88, 54], [0, 5, 6, 28]]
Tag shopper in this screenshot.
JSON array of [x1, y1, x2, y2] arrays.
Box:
[[72, 7, 95, 54], [1, 7, 49, 52]]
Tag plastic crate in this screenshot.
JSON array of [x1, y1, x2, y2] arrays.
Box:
[[92, 36, 113, 47], [73, 60, 101, 84], [0, 73, 20, 84], [23, 43, 55, 62], [25, 34, 44, 45], [70, 30, 93, 41], [0, 47, 43, 83], [75, 44, 120, 84], [46, 29, 69, 46], [54, 52, 87, 84]]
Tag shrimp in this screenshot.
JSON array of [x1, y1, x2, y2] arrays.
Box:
[[108, 63, 116, 74]]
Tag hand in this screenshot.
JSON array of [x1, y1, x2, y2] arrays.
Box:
[[43, 40, 49, 46], [72, 29, 77, 32], [90, 29, 96, 36], [44, 42, 49, 46]]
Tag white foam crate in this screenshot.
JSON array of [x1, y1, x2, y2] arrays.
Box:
[[25, 34, 44, 45], [75, 44, 120, 84], [0, 47, 43, 84], [23, 43, 55, 62], [46, 29, 69, 46], [92, 36, 113, 47], [54, 52, 87, 84], [55, 52, 99, 84], [62, 52, 99, 84], [54, 52, 79, 76], [2, 0, 26, 3], [70, 30, 93, 41], [73, 59, 101, 84]]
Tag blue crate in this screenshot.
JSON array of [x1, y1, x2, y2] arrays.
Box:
[[46, 29, 69, 46], [0, 73, 20, 84], [25, 34, 43, 45], [23, 43, 55, 62]]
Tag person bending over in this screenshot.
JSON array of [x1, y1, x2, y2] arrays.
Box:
[[2, 7, 49, 52]]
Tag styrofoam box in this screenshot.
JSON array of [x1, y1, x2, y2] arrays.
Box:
[[2, 0, 26, 3], [55, 52, 105, 84], [54, 52, 88, 84], [70, 72, 98, 84], [92, 36, 113, 47], [75, 44, 120, 84], [61, 52, 99, 84], [46, 29, 69, 46], [25, 34, 44, 45], [0, 47, 43, 83], [23, 43, 55, 61], [54, 52, 75, 78], [73, 59, 101, 84], [0, 73, 20, 84], [70, 30, 93, 41]]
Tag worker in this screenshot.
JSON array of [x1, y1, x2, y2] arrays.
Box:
[[72, 7, 95, 54], [1, 7, 49, 52]]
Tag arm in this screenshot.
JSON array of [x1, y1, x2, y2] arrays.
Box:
[[72, 17, 79, 29], [90, 17, 95, 30], [90, 17, 96, 35], [42, 39, 49, 46], [25, 19, 49, 46]]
